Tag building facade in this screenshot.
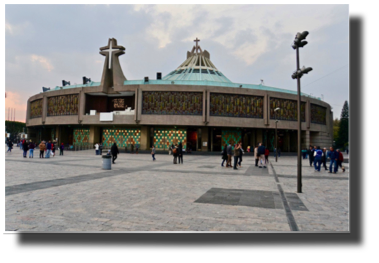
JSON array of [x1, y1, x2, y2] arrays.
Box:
[[26, 38, 333, 152]]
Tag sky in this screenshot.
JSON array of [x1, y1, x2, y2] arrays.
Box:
[[5, 4, 349, 122]]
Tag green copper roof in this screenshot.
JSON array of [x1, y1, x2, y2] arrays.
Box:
[[123, 79, 320, 99]]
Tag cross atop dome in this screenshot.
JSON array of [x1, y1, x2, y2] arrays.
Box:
[[194, 37, 200, 54], [99, 38, 125, 69]]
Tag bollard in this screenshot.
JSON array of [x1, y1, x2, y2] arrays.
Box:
[[102, 155, 112, 170]]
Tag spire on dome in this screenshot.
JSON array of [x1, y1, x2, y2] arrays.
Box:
[[162, 39, 231, 83]]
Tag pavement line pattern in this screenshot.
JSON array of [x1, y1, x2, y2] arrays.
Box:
[[277, 174, 349, 180], [270, 163, 299, 231], [6, 161, 170, 196]]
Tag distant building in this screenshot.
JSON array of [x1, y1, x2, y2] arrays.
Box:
[[26, 38, 332, 151]]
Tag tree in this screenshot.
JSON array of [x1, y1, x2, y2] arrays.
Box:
[[333, 118, 340, 142], [336, 101, 349, 148]]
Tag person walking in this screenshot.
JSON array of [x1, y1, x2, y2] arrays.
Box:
[[327, 147, 338, 174], [20, 140, 23, 150], [172, 144, 178, 164], [307, 146, 314, 166], [238, 142, 243, 167], [51, 142, 55, 157], [39, 141, 46, 158], [151, 145, 156, 161], [60, 143, 64, 155], [336, 149, 346, 172], [221, 144, 228, 167], [136, 145, 139, 154], [95, 143, 99, 155], [7, 140, 13, 153], [226, 142, 232, 167], [178, 142, 183, 164], [233, 143, 240, 170], [258, 143, 266, 168], [264, 147, 269, 164], [302, 148, 307, 159], [99, 143, 103, 155], [254, 144, 259, 167], [45, 140, 52, 158], [22, 139, 29, 158], [111, 142, 119, 164], [28, 141, 35, 158], [322, 148, 328, 170], [313, 146, 323, 172]]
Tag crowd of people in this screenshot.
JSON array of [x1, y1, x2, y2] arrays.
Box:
[[7, 138, 347, 174], [305, 145, 346, 173], [6, 139, 65, 158]]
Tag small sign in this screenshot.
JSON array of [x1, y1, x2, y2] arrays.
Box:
[[203, 142, 207, 146]]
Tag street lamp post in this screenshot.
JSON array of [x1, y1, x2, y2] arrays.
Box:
[[291, 31, 312, 193], [274, 107, 280, 162]]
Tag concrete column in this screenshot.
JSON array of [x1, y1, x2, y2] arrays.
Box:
[[140, 126, 150, 151], [304, 130, 311, 149], [79, 90, 85, 123], [202, 90, 206, 123], [89, 126, 101, 145], [26, 99, 31, 125], [42, 95, 47, 124], [201, 127, 209, 152], [256, 129, 263, 144], [264, 94, 269, 126], [306, 99, 310, 129]]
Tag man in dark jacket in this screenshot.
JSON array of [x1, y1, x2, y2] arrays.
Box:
[[258, 143, 266, 168], [221, 144, 228, 167], [178, 142, 183, 164], [28, 141, 35, 158], [307, 146, 314, 166], [7, 140, 13, 153], [226, 143, 232, 167], [22, 140, 29, 158], [321, 148, 328, 170], [233, 143, 240, 170], [46, 141, 52, 158], [111, 143, 119, 164], [327, 147, 338, 173]]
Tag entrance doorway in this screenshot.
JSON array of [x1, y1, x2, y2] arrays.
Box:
[[212, 128, 222, 152], [187, 128, 197, 151]]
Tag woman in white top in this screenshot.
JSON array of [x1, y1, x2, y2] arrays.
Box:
[[95, 143, 99, 155]]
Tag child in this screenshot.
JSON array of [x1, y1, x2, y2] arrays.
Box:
[[265, 148, 270, 164]]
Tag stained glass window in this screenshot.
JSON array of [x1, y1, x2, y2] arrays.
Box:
[[47, 94, 79, 116], [30, 99, 43, 118], [210, 93, 263, 118], [142, 91, 203, 115], [269, 98, 306, 122], [311, 104, 327, 125]]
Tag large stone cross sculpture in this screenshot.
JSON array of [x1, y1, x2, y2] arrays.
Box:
[[194, 37, 200, 54]]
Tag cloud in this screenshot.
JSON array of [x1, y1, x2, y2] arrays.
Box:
[[30, 54, 54, 72], [5, 21, 31, 35]]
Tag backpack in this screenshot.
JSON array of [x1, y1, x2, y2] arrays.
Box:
[[172, 148, 177, 154], [265, 149, 269, 156], [339, 152, 344, 161]]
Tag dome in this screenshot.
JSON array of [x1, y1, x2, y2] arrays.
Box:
[[162, 38, 232, 83]]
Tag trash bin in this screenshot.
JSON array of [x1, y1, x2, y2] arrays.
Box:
[[102, 155, 112, 170]]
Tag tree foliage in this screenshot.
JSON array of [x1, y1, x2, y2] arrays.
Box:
[[333, 118, 340, 142], [336, 101, 349, 148], [5, 121, 26, 140]]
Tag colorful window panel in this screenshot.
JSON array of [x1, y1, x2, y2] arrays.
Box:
[[30, 99, 43, 118], [153, 128, 187, 150], [210, 93, 263, 118], [311, 104, 327, 125], [73, 128, 90, 146], [269, 98, 306, 122], [142, 91, 203, 115], [221, 129, 241, 149], [102, 129, 141, 148], [47, 94, 79, 116]]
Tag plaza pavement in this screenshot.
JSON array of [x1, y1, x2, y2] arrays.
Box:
[[5, 148, 349, 232]]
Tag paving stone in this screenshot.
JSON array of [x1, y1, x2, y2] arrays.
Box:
[[5, 149, 349, 232]]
